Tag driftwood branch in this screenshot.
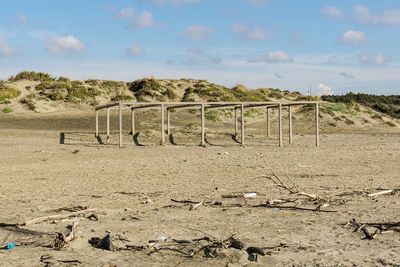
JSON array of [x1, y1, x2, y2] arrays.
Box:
[[23, 208, 98, 226]]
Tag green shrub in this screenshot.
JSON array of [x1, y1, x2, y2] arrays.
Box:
[[57, 76, 71, 83], [20, 93, 36, 110], [322, 93, 400, 119], [9, 71, 54, 82], [205, 110, 221, 122], [36, 81, 71, 101], [85, 79, 99, 86], [0, 82, 21, 101], [66, 85, 100, 103], [2, 107, 13, 113], [385, 121, 396, 127]]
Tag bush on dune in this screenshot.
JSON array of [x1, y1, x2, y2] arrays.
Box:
[[9, 71, 55, 82], [0, 82, 21, 101]]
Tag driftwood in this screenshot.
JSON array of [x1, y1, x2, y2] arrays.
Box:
[[345, 219, 378, 240], [52, 221, 78, 250], [253, 203, 337, 213], [23, 208, 98, 226], [367, 190, 393, 197]]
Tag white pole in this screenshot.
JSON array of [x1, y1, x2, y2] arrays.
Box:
[[234, 107, 238, 137], [315, 103, 320, 147], [266, 107, 270, 138], [106, 108, 110, 144], [161, 104, 165, 145], [95, 110, 99, 138], [278, 103, 283, 147], [118, 102, 123, 148], [167, 108, 171, 137], [131, 109, 135, 136], [201, 104, 205, 147], [241, 103, 245, 146], [288, 105, 293, 145]]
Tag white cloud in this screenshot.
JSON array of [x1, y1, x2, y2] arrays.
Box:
[[141, 0, 201, 5], [338, 72, 355, 79], [132, 11, 154, 28], [321, 6, 344, 19], [17, 13, 28, 24], [112, 7, 156, 29], [45, 35, 85, 55], [0, 40, 15, 57], [354, 5, 400, 27], [317, 83, 334, 96], [381, 10, 400, 27], [248, 50, 292, 64], [115, 7, 135, 19], [182, 25, 213, 40], [266, 51, 292, 63], [126, 44, 144, 55], [339, 30, 367, 44], [232, 23, 272, 41], [359, 52, 389, 65]]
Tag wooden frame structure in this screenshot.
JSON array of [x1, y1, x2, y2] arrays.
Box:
[[95, 101, 320, 148]]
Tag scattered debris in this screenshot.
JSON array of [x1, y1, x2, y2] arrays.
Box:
[[23, 208, 98, 225], [345, 219, 378, 240], [52, 221, 78, 250], [87, 214, 99, 221], [89, 234, 114, 251]]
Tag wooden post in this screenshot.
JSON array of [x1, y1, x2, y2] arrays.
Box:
[[95, 110, 99, 137], [106, 108, 110, 144], [234, 107, 238, 137], [118, 102, 123, 148], [201, 104, 205, 147], [266, 107, 270, 138], [241, 103, 245, 146], [161, 104, 165, 145], [315, 103, 320, 147], [278, 103, 283, 147], [131, 109, 135, 136], [167, 108, 171, 136], [288, 105, 293, 145]]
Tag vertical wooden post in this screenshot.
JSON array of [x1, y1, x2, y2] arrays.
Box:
[[234, 107, 238, 137], [161, 104, 165, 145], [118, 102, 123, 148], [201, 104, 205, 147], [266, 107, 270, 138], [288, 105, 293, 145], [167, 108, 171, 136], [241, 103, 245, 146], [106, 108, 110, 144], [95, 110, 99, 137], [278, 103, 283, 147], [131, 109, 135, 136], [315, 102, 320, 147]]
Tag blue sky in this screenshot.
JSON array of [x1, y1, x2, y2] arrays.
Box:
[[0, 0, 399, 95]]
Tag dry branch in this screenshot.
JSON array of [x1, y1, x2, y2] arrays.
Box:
[[367, 190, 393, 197], [23, 208, 98, 226]]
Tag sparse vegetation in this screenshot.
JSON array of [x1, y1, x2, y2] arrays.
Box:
[[9, 71, 54, 82], [0, 82, 21, 101], [205, 110, 221, 122], [322, 93, 400, 119], [2, 107, 13, 113], [20, 93, 36, 110]]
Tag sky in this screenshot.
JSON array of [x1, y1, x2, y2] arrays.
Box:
[[0, 0, 399, 95]]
